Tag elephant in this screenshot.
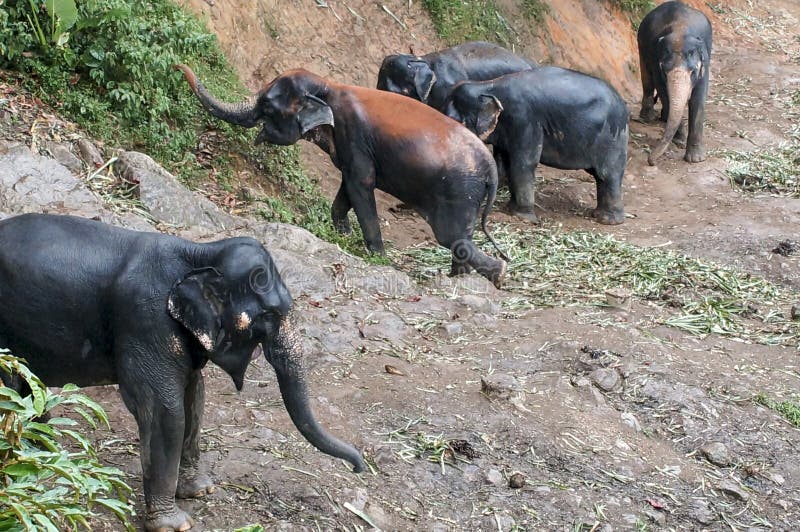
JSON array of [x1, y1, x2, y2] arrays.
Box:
[[376, 40, 537, 111], [638, 1, 712, 165], [0, 213, 365, 532], [176, 64, 508, 287], [442, 67, 629, 225]]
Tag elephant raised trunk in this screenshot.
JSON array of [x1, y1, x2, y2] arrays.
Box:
[[264, 317, 366, 473], [648, 68, 692, 165], [174, 64, 260, 128]]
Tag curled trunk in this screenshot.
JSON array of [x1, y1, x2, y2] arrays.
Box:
[[263, 319, 365, 473], [648, 68, 692, 165], [174, 64, 260, 128]]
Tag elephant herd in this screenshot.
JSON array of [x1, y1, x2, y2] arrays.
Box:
[[0, 2, 712, 531]]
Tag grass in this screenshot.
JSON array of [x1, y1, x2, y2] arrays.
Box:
[[421, 0, 515, 46], [381, 418, 473, 474], [521, 0, 549, 23], [754, 393, 800, 428], [392, 223, 800, 348], [721, 126, 800, 198]]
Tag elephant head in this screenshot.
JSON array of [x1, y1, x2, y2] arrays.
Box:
[[443, 83, 504, 143], [376, 54, 437, 103], [648, 34, 708, 165], [168, 238, 365, 473], [175, 65, 334, 147]]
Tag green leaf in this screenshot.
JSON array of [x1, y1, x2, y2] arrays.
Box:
[[32, 514, 60, 532], [2, 462, 40, 479], [45, 0, 78, 31]]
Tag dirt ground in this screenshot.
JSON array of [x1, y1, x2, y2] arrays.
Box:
[[3, 0, 799, 531]]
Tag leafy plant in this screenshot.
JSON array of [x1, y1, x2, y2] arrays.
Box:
[[522, 0, 549, 23], [0, 349, 134, 530], [421, 0, 514, 46], [754, 393, 800, 428]]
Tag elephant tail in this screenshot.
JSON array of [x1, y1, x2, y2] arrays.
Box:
[[481, 175, 510, 262]]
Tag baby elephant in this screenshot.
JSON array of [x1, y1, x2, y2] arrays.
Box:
[[177, 65, 508, 286], [638, 1, 712, 165], [443, 67, 629, 225], [0, 214, 365, 532]]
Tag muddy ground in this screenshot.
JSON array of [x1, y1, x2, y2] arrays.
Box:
[[1, 0, 799, 531]]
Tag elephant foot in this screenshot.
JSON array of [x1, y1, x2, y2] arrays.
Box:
[[177, 469, 215, 499], [474, 259, 507, 289], [145, 501, 195, 532], [507, 202, 538, 223], [449, 262, 473, 277], [639, 106, 659, 123], [593, 208, 625, 225], [333, 218, 352, 235], [684, 145, 706, 163]]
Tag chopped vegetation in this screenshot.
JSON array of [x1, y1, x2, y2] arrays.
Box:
[[721, 128, 800, 198], [754, 393, 800, 427], [0, 350, 133, 530], [392, 224, 799, 347], [421, 0, 514, 46], [382, 417, 472, 474]]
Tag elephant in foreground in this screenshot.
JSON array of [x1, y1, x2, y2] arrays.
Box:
[[0, 214, 364, 532], [376, 40, 537, 111], [638, 1, 712, 165], [177, 65, 508, 287], [443, 67, 629, 225]]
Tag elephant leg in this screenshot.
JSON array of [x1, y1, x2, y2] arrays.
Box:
[[118, 369, 192, 532], [590, 164, 625, 226], [344, 175, 384, 254], [506, 147, 539, 223], [177, 370, 213, 499], [672, 119, 688, 147], [331, 183, 352, 234], [493, 148, 509, 189], [432, 208, 505, 288], [685, 81, 708, 163], [639, 51, 659, 122]]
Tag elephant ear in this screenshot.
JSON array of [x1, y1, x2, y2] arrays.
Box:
[[476, 94, 504, 141], [409, 60, 436, 102], [168, 268, 226, 352], [298, 94, 334, 136]]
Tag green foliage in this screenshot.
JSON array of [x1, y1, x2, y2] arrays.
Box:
[[0, 0, 249, 168], [754, 393, 800, 427], [521, 0, 549, 23], [256, 146, 391, 265], [607, 0, 655, 26], [721, 126, 800, 198], [0, 350, 133, 531], [421, 0, 514, 46]]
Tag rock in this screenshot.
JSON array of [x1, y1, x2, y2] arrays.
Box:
[[440, 321, 463, 337], [484, 468, 503, 485], [115, 150, 238, 232], [481, 373, 522, 401], [508, 472, 525, 488], [359, 311, 408, 341], [463, 464, 481, 482], [590, 367, 620, 391], [342, 487, 369, 511], [605, 287, 632, 310], [717, 480, 749, 501], [46, 142, 83, 174], [457, 294, 500, 315], [700, 441, 731, 467], [76, 138, 104, 168], [644, 509, 666, 526], [792, 304, 800, 321], [620, 412, 641, 432], [688, 499, 716, 525]]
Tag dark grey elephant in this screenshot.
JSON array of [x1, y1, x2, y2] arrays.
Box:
[[376, 41, 536, 110], [176, 65, 508, 287], [638, 1, 712, 165], [0, 214, 364, 532], [443, 67, 629, 225]]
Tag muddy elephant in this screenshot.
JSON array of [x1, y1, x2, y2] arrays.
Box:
[[177, 65, 508, 287], [638, 1, 712, 165], [0, 213, 365, 532], [443, 67, 629, 225], [376, 41, 537, 111]]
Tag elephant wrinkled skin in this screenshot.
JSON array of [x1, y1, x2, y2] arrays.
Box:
[[0, 214, 365, 532]]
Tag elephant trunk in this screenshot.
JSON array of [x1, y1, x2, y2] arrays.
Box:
[[174, 64, 260, 128], [648, 68, 692, 165], [263, 319, 366, 473]]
